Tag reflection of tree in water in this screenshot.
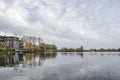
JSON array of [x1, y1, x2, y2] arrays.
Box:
[[0, 52, 57, 67], [77, 52, 84, 58], [24, 53, 34, 67], [25, 53, 33, 62], [61, 52, 68, 56], [42, 52, 57, 59], [61, 52, 84, 58], [38, 52, 57, 66], [61, 52, 75, 56]]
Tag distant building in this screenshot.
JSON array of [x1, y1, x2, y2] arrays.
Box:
[[0, 35, 23, 50]]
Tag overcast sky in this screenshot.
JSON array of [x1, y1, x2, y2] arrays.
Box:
[[0, 0, 120, 49]]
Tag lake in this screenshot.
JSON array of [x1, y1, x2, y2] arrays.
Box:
[[0, 52, 120, 80]]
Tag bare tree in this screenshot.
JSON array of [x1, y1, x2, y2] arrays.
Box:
[[31, 36, 36, 46], [38, 37, 44, 47], [22, 36, 27, 43]]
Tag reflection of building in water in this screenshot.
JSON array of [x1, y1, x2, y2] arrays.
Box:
[[13, 53, 19, 64], [0, 53, 24, 67]]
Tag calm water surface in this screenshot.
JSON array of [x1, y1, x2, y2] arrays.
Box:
[[0, 52, 120, 80]]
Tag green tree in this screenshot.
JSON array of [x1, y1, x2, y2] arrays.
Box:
[[45, 44, 57, 52], [24, 42, 34, 49], [99, 48, 105, 52]]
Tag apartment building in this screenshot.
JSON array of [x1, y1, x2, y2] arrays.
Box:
[[0, 35, 23, 49]]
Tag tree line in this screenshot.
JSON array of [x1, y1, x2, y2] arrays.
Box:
[[86, 48, 120, 52], [58, 46, 120, 52], [58, 46, 83, 52]]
